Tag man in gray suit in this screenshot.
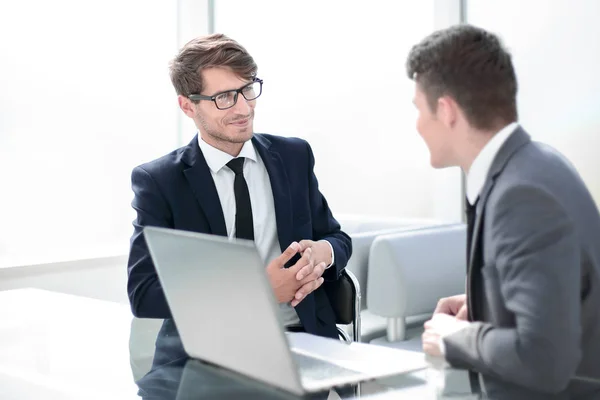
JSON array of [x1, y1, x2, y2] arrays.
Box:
[[406, 24, 600, 399]]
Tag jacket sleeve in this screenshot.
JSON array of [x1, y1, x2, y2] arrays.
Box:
[[444, 185, 581, 394], [127, 166, 173, 319]]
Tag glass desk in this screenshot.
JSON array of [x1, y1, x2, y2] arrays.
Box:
[[1, 288, 597, 399]]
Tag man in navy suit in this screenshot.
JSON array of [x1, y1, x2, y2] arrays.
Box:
[[127, 33, 352, 339]]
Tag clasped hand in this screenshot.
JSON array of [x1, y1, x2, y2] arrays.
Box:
[[266, 241, 328, 307]]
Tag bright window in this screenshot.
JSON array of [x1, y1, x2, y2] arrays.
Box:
[[0, 0, 180, 266]]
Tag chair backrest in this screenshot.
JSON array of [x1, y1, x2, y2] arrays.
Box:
[[367, 224, 466, 319], [337, 215, 442, 309]]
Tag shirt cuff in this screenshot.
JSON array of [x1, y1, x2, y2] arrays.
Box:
[[320, 240, 335, 269]]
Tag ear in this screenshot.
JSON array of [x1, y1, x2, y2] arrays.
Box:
[[178, 95, 197, 118], [436, 96, 458, 129]]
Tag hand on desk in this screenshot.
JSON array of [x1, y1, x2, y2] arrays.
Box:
[[265, 242, 324, 306], [422, 313, 470, 357]]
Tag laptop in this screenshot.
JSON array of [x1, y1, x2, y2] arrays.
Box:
[[144, 226, 427, 396]]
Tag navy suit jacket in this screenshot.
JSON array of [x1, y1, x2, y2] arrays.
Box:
[[127, 133, 352, 339]]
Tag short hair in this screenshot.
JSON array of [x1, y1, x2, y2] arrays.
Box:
[[169, 33, 257, 100], [406, 24, 518, 131]]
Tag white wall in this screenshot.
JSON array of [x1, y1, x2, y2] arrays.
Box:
[[468, 0, 600, 204], [0, 1, 212, 268], [0, 0, 179, 266]]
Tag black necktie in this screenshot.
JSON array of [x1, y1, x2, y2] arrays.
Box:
[[226, 157, 254, 241], [466, 197, 479, 268]]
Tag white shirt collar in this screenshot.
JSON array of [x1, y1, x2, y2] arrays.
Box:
[[197, 134, 258, 173], [466, 122, 519, 205]]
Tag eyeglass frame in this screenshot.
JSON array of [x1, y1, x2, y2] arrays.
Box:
[[187, 78, 263, 110]]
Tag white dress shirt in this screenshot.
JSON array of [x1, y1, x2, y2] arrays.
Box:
[[439, 121, 519, 357], [466, 121, 519, 205], [198, 136, 334, 327]]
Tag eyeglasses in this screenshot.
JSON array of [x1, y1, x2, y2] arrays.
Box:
[[188, 78, 263, 110]]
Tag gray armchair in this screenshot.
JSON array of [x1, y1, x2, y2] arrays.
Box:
[[336, 215, 443, 342], [367, 224, 467, 342]]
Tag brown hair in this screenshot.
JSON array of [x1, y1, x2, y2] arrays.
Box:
[[169, 33, 257, 100], [406, 24, 518, 131]]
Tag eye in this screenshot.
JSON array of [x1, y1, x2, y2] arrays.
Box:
[[216, 92, 233, 102]]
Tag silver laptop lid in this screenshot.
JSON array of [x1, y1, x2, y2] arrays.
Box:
[[143, 226, 304, 395]]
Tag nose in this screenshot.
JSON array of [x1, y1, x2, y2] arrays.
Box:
[[230, 94, 253, 115]]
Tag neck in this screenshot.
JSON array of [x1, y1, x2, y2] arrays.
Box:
[[458, 129, 495, 174], [199, 133, 244, 157]]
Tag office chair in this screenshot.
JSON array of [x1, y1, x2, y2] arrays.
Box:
[[324, 269, 361, 343]]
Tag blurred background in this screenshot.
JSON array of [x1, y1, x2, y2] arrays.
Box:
[[0, 0, 598, 292]]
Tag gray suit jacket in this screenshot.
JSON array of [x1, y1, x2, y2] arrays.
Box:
[[444, 127, 600, 399]]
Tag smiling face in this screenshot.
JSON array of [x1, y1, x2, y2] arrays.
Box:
[[413, 82, 455, 168], [179, 67, 257, 155]]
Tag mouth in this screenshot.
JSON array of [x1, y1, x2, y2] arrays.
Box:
[[230, 118, 249, 127]]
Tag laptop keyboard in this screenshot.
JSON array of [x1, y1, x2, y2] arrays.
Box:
[[292, 351, 363, 383]]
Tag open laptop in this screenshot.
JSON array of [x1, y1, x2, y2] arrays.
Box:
[[144, 226, 427, 396]]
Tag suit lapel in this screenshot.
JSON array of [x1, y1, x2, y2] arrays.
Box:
[[253, 135, 317, 329], [181, 135, 227, 237], [252, 135, 293, 251], [467, 127, 531, 319]]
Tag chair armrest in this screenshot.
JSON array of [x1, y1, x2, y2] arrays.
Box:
[[366, 224, 467, 319]]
